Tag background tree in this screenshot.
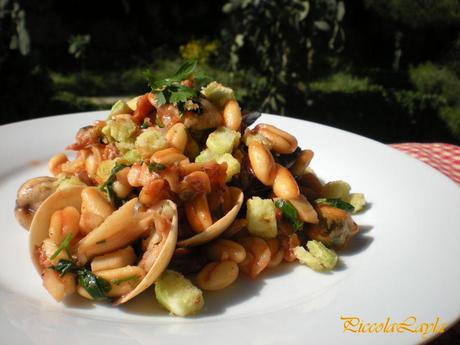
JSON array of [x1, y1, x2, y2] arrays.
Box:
[[221, 0, 345, 113], [364, 0, 460, 71]]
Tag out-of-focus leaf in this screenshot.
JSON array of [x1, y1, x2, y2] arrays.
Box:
[[314, 20, 330, 31], [337, 1, 345, 21]]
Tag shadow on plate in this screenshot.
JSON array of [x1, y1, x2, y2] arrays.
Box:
[[63, 294, 96, 310], [66, 225, 373, 317], [338, 224, 374, 256], [358, 202, 373, 214], [118, 272, 268, 318], [118, 264, 304, 317]]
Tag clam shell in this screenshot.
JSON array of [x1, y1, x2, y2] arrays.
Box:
[[76, 197, 156, 264], [29, 185, 178, 305], [114, 200, 178, 305], [29, 186, 85, 274], [177, 187, 243, 247]]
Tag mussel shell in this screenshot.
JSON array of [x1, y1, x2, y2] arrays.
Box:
[[177, 187, 243, 247]]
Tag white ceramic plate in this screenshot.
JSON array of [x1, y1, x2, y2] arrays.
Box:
[[1, 111, 459, 345]]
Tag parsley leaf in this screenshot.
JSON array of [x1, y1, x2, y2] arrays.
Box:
[[174, 59, 198, 81], [154, 90, 167, 106], [100, 162, 129, 207], [169, 84, 196, 104], [146, 60, 200, 113], [275, 199, 304, 231], [194, 73, 212, 90], [53, 259, 79, 277], [50, 233, 73, 260], [147, 162, 166, 172], [316, 198, 355, 212], [52, 259, 111, 300], [77, 269, 111, 300], [140, 119, 150, 129]]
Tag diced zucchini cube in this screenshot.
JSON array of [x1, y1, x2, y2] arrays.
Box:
[[201, 81, 235, 108], [294, 240, 338, 271], [155, 270, 204, 316], [110, 117, 137, 142], [306, 240, 338, 270], [96, 160, 116, 184], [322, 180, 351, 199], [110, 100, 133, 117], [246, 197, 278, 239], [345, 193, 366, 213], [135, 128, 168, 158], [206, 127, 241, 154], [216, 153, 241, 182], [195, 149, 219, 163]]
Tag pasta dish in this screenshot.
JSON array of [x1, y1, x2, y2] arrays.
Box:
[[14, 61, 365, 316]]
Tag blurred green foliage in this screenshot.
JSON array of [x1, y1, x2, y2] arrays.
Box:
[[222, 0, 345, 113], [1, 0, 459, 144], [179, 39, 219, 64], [50, 68, 147, 96], [409, 63, 460, 137], [364, 0, 460, 28], [0, 0, 30, 58], [309, 73, 377, 93], [68, 35, 91, 62]]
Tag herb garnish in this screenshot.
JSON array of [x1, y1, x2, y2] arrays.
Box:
[[275, 199, 304, 231], [316, 198, 355, 212], [77, 269, 111, 300], [50, 233, 73, 260], [53, 259, 78, 277], [53, 259, 111, 300], [147, 161, 166, 172], [146, 60, 203, 114], [140, 119, 150, 129], [100, 162, 129, 207]]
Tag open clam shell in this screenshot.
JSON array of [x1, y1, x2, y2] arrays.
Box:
[[29, 185, 178, 305], [76, 197, 156, 265], [114, 199, 177, 305], [29, 186, 85, 273], [177, 186, 243, 247]]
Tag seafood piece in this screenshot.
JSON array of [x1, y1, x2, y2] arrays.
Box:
[[114, 199, 178, 304], [183, 99, 223, 130], [29, 186, 85, 273], [15, 176, 57, 230], [30, 186, 178, 305], [177, 187, 243, 247], [306, 204, 359, 249], [76, 198, 155, 264]]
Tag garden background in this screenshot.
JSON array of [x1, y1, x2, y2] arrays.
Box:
[[1, 0, 460, 146]]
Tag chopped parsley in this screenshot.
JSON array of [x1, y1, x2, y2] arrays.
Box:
[[316, 198, 355, 212], [100, 162, 129, 207], [77, 269, 111, 300], [140, 119, 150, 129], [52, 259, 111, 300], [146, 60, 203, 114], [49, 233, 73, 260], [53, 259, 78, 277], [275, 199, 304, 231], [147, 161, 166, 172]]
